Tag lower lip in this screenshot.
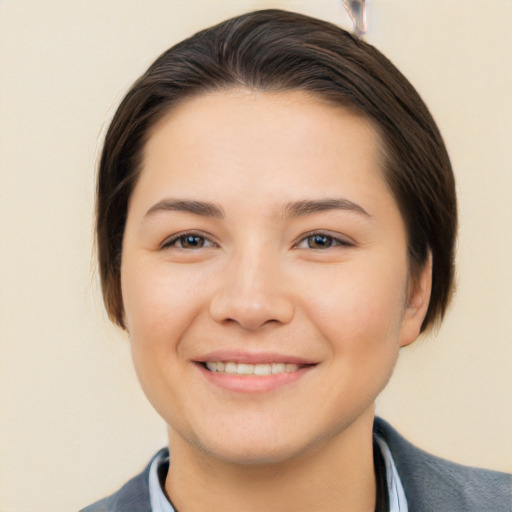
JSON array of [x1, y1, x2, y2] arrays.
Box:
[[196, 364, 314, 393]]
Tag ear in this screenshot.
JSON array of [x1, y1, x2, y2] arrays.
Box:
[[398, 252, 432, 347]]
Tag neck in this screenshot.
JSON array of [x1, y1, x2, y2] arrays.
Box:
[[165, 408, 377, 512]]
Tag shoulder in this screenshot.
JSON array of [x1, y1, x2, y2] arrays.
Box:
[[374, 417, 511, 512], [79, 448, 168, 512]]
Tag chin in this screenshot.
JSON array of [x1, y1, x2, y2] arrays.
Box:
[[199, 438, 306, 466], [184, 419, 340, 468]]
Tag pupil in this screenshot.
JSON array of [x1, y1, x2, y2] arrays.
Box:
[[310, 234, 331, 248], [182, 235, 203, 248]]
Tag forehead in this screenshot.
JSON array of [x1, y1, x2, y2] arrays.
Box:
[[148, 89, 380, 160], [136, 90, 389, 210]]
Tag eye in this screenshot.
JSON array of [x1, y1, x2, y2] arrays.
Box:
[[161, 232, 216, 250], [295, 231, 353, 250]]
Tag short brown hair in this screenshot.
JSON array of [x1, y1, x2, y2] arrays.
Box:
[[97, 9, 457, 331]]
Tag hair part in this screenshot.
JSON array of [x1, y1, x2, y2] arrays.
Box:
[[97, 9, 457, 332]]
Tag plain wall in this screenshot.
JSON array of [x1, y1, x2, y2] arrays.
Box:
[[0, 1, 511, 510]]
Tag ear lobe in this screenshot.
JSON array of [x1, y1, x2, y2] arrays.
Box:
[[399, 252, 432, 347]]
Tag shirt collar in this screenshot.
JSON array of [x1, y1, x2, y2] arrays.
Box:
[[148, 451, 173, 512], [148, 437, 408, 512], [375, 435, 409, 512]]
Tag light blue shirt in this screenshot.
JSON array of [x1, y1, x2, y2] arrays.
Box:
[[148, 436, 408, 512]]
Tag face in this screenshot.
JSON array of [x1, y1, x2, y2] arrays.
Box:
[[121, 90, 430, 465]]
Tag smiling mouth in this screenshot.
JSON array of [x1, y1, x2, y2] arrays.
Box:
[[203, 361, 304, 376]]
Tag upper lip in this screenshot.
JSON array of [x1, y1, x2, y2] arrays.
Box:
[[194, 350, 318, 366]]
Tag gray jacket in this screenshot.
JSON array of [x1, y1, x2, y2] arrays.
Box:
[[81, 417, 511, 512]]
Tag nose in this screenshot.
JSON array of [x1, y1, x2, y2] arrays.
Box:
[[209, 250, 294, 330]]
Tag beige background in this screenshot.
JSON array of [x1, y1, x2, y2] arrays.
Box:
[[0, 1, 511, 511]]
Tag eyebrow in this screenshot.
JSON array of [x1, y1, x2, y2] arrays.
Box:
[[283, 198, 370, 218], [144, 199, 225, 219], [143, 197, 369, 221]]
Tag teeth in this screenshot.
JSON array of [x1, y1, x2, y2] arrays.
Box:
[[272, 363, 285, 374], [204, 361, 300, 375], [254, 364, 271, 376], [225, 362, 237, 374], [237, 363, 254, 375], [205, 362, 218, 372]]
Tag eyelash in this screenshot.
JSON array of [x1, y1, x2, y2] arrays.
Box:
[[160, 232, 217, 250], [294, 231, 354, 250], [161, 230, 353, 251]]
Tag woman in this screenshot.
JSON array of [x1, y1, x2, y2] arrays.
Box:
[[83, 9, 510, 512]]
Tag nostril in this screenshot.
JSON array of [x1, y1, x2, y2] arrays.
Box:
[[209, 277, 295, 329]]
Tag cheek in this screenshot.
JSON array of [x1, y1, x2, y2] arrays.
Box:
[[121, 260, 207, 348], [121, 262, 205, 418], [297, 258, 408, 349]]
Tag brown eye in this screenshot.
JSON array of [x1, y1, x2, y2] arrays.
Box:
[[307, 234, 334, 249], [179, 235, 206, 249], [295, 231, 353, 250], [161, 233, 215, 250]]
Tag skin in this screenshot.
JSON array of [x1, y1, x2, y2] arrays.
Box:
[[120, 89, 431, 512]]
